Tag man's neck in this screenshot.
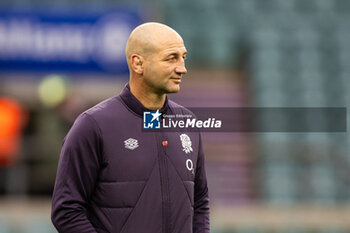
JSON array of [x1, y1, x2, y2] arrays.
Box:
[[129, 82, 166, 110]]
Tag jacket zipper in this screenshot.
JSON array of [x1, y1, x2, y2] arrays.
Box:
[[155, 132, 171, 233]]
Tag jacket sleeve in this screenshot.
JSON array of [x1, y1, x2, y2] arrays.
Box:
[[193, 134, 210, 233], [51, 113, 102, 233]]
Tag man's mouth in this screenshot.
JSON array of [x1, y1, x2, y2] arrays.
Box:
[[171, 77, 182, 83]]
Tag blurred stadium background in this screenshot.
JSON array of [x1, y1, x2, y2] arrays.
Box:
[[0, 0, 349, 232]]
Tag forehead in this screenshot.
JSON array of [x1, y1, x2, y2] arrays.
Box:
[[151, 29, 184, 49], [156, 40, 187, 55]]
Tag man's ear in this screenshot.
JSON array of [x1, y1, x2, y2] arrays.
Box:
[[131, 54, 144, 74]]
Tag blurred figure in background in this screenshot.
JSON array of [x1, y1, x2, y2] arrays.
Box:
[[0, 97, 23, 166], [0, 96, 27, 195]]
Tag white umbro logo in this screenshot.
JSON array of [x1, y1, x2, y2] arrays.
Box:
[[124, 138, 139, 150]]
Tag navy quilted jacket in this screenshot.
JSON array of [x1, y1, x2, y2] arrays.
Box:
[[51, 84, 210, 233]]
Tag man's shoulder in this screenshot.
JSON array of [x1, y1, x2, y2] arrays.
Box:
[[168, 99, 187, 111], [168, 99, 195, 116], [81, 95, 123, 120]]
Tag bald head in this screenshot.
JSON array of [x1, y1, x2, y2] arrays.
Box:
[[125, 22, 187, 107], [125, 22, 184, 68]]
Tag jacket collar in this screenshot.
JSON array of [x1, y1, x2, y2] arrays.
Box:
[[119, 83, 170, 117]]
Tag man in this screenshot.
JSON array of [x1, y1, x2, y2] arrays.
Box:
[[51, 22, 210, 233]]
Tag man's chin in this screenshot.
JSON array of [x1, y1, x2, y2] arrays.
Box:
[[166, 85, 180, 93]]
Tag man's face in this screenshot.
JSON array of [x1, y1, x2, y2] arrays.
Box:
[[142, 37, 187, 94]]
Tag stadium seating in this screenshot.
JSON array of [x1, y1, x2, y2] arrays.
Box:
[[164, 0, 350, 206]]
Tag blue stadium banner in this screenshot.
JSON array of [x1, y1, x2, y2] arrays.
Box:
[[0, 9, 142, 74]]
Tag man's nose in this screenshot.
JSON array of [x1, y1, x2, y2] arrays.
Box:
[[175, 63, 187, 75]]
